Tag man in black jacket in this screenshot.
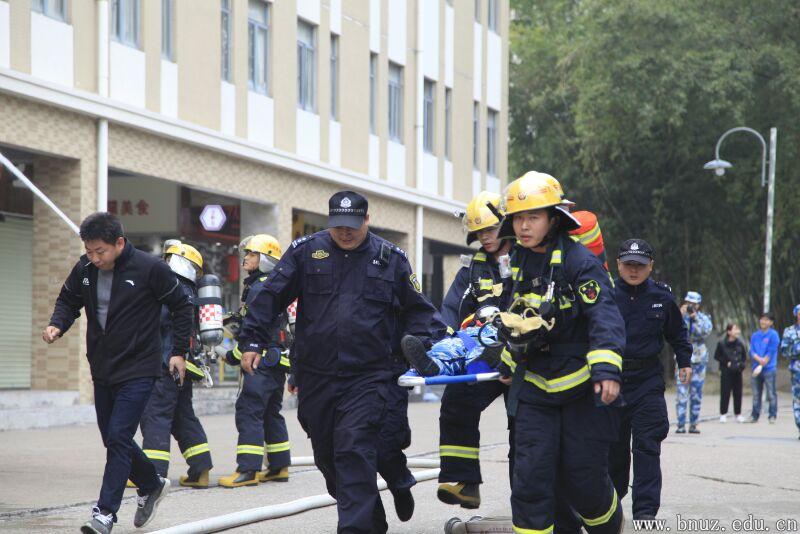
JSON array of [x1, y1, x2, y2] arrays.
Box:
[[43, 212, 193, 534]]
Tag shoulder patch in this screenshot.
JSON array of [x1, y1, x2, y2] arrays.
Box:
[[291, 235, 310, 248], [655, 281, 673, 293], [409, 273, 422, 293], [578, 279, 601, 304], [460, 254, 472, 268]]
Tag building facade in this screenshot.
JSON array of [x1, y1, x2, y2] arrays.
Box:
[[0, 0, 509, 400]]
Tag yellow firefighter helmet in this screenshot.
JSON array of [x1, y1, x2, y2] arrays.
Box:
[[463, 191, 503, 245], [164, 241, 204, 283], [240, 234, 282, 273], [498, 171, 580, 238]]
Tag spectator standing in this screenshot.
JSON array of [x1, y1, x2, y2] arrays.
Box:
[[747, 313, 779, 423], [675, 292, 713, 434], [714, 323, 747, 423]]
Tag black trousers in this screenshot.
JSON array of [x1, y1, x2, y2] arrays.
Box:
[[235, 366, 290, 472], [720, 368, 743, 415], [140, 370, 212, 477]]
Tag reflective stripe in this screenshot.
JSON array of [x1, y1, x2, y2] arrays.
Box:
[[233, 344, 242, 361], [574, 223, 601, 245], [586, 350, 623, 370], [474, 252, 487, 262], [182, 443, 210, 459], [185, 360, 204, 378], [280, 356, 291, 368], [237, 444, 265, 456], [579, 489, 618, 526], [439, 445, 480, 460], [501, 349, 517, 371], [265, 441, 290, 453], [479, 278, 494, 290], [550, 249, 562, 265], [513, 524, 554, 534], [524, 365, 590, 393], [144, 449, 171, 462]]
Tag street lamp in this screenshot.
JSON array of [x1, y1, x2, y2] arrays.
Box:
[[703, 126, 777, 313]]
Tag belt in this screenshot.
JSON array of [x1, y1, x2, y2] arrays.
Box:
[[622, 355, 660, 371]]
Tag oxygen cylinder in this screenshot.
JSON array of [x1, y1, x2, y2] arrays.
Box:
[[197, 274, 224, 348]]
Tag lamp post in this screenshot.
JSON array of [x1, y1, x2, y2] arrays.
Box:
[[703, 127, 777, 314]]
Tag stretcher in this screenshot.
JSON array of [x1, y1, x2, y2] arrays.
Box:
[[397, 371, 500, 387]]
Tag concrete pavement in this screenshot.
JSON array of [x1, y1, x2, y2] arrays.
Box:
[[0, 391, 798, 533]]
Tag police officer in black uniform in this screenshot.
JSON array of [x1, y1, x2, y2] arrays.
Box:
[[238, 191, 446, 534], [609, 239, 692, 520], [437, 191, 514, 509]]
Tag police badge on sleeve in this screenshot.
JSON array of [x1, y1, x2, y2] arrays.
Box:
[[410, 274, 422, 293], [578, 280, 601, 304]]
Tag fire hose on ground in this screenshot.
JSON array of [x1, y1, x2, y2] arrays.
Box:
[[151, 460, 441, 534]]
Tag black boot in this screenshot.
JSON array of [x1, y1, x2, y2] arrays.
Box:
[[401, 335, 441, 377]]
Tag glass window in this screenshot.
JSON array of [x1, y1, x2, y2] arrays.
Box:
[[445, 88, 452, 160], [111, 0, 140, 47], [388, 62, 404, 142], [488, 0, 498, 32], [487, 108, 498, 176], [369, 53, 378, 134], [32, 0, 68, 22], [221, 0, 232, 81], [330, 34, 339, 120], [473, 102, 480, 169], [248, 0, 269, 94], [297, 20, 317, 112], [161, 0, 174, 61], [423, 79, 435, 153]]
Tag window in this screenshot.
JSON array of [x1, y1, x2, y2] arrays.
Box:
[[248, 0, 269, 94], [330, 34, 339, 120], [423, 79, 435, 153], [488, 0, 498, 32], [487, 108, 498, 176], [297, 20, 317, 112], [388, 62, 404, 142], [161, 0, 174, 61], [221, 0, 232, 81], [444, 88, 452, 160], [369, 53, 378, 134], [111, 0, 140, 47], [474, 0, 481, 21], [32, 0, 67, 22], [473, 102, 479, 169]]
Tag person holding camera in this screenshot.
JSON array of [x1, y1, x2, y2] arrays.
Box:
[[675, 291, 713, 434], [713, 323, 747, 423]]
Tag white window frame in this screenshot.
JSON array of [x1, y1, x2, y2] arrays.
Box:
[[221, 0, 233, 82], [388, 62, 404, 143], [32, 0, 68, 22], [369, 53, 378, 134], [297, 19, 317, 112], [444, 88, 452, 160], [111, 0, 140, 48], [330, 34, 339, 120], [248, 0, 270, 95], [488, 0, 498, 32], [161, 0, 175, 61], [473, 102, 480, 169], [487, 108, 498, 176], [423, 79, 435, 153]]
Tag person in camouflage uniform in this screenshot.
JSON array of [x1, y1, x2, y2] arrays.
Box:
[[779, 304, 800, 439], [675, 291, 713, 434]]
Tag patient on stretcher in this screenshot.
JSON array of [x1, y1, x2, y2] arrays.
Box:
[[401, 308, 503, 377]]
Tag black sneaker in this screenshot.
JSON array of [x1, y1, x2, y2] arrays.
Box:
[[80, 507, 114, 534], [401, 335, 440, 377], [689, 424, 700, 434], [390, 487, 414, 522], [133, 477, 170, 528], [675, 426, 686, 434]]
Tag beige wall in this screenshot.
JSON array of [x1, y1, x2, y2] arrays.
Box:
[[272, 0, 297, 152], [72, 0, 97, 93], [143, 0, 161, 112], [176, 0, 221, 129], [452, 0, 476, 203], [339, 0, 370, 174], [9, 0, 31, 73]]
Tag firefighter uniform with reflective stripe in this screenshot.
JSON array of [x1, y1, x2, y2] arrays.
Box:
[[506, 237, 625, 534], [140, 277, 213, 479], [438, 249, 513, 487], [225, 271, 292, 476]]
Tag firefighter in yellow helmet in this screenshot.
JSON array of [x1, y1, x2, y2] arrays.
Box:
[[139, 240, 214, 488], [495, 171, 626, 533], [217, 234, 293, 487], [435, 191, 515, 508]]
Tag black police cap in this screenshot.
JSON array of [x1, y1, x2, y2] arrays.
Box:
[[617, 238, 654, 264], [328, 191, 368, 229]]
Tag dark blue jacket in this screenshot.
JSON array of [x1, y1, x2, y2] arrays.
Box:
[[238, 231, 447, 378], [49, 241, 193, 385], [160, 277, 197, 366], [613, 277, 692, 370]]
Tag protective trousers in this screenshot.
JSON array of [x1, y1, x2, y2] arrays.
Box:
[[140, 371, 212, 477], [512, 387, 622, 534], [439, 380, 508, 484], [235, 365, 290, 472], [297, 371, 390, 534], [378, 381, 415, 494], [608, 373, 669, 518]]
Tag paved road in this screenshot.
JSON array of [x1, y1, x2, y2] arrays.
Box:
[[0, 392, 797, 533]]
